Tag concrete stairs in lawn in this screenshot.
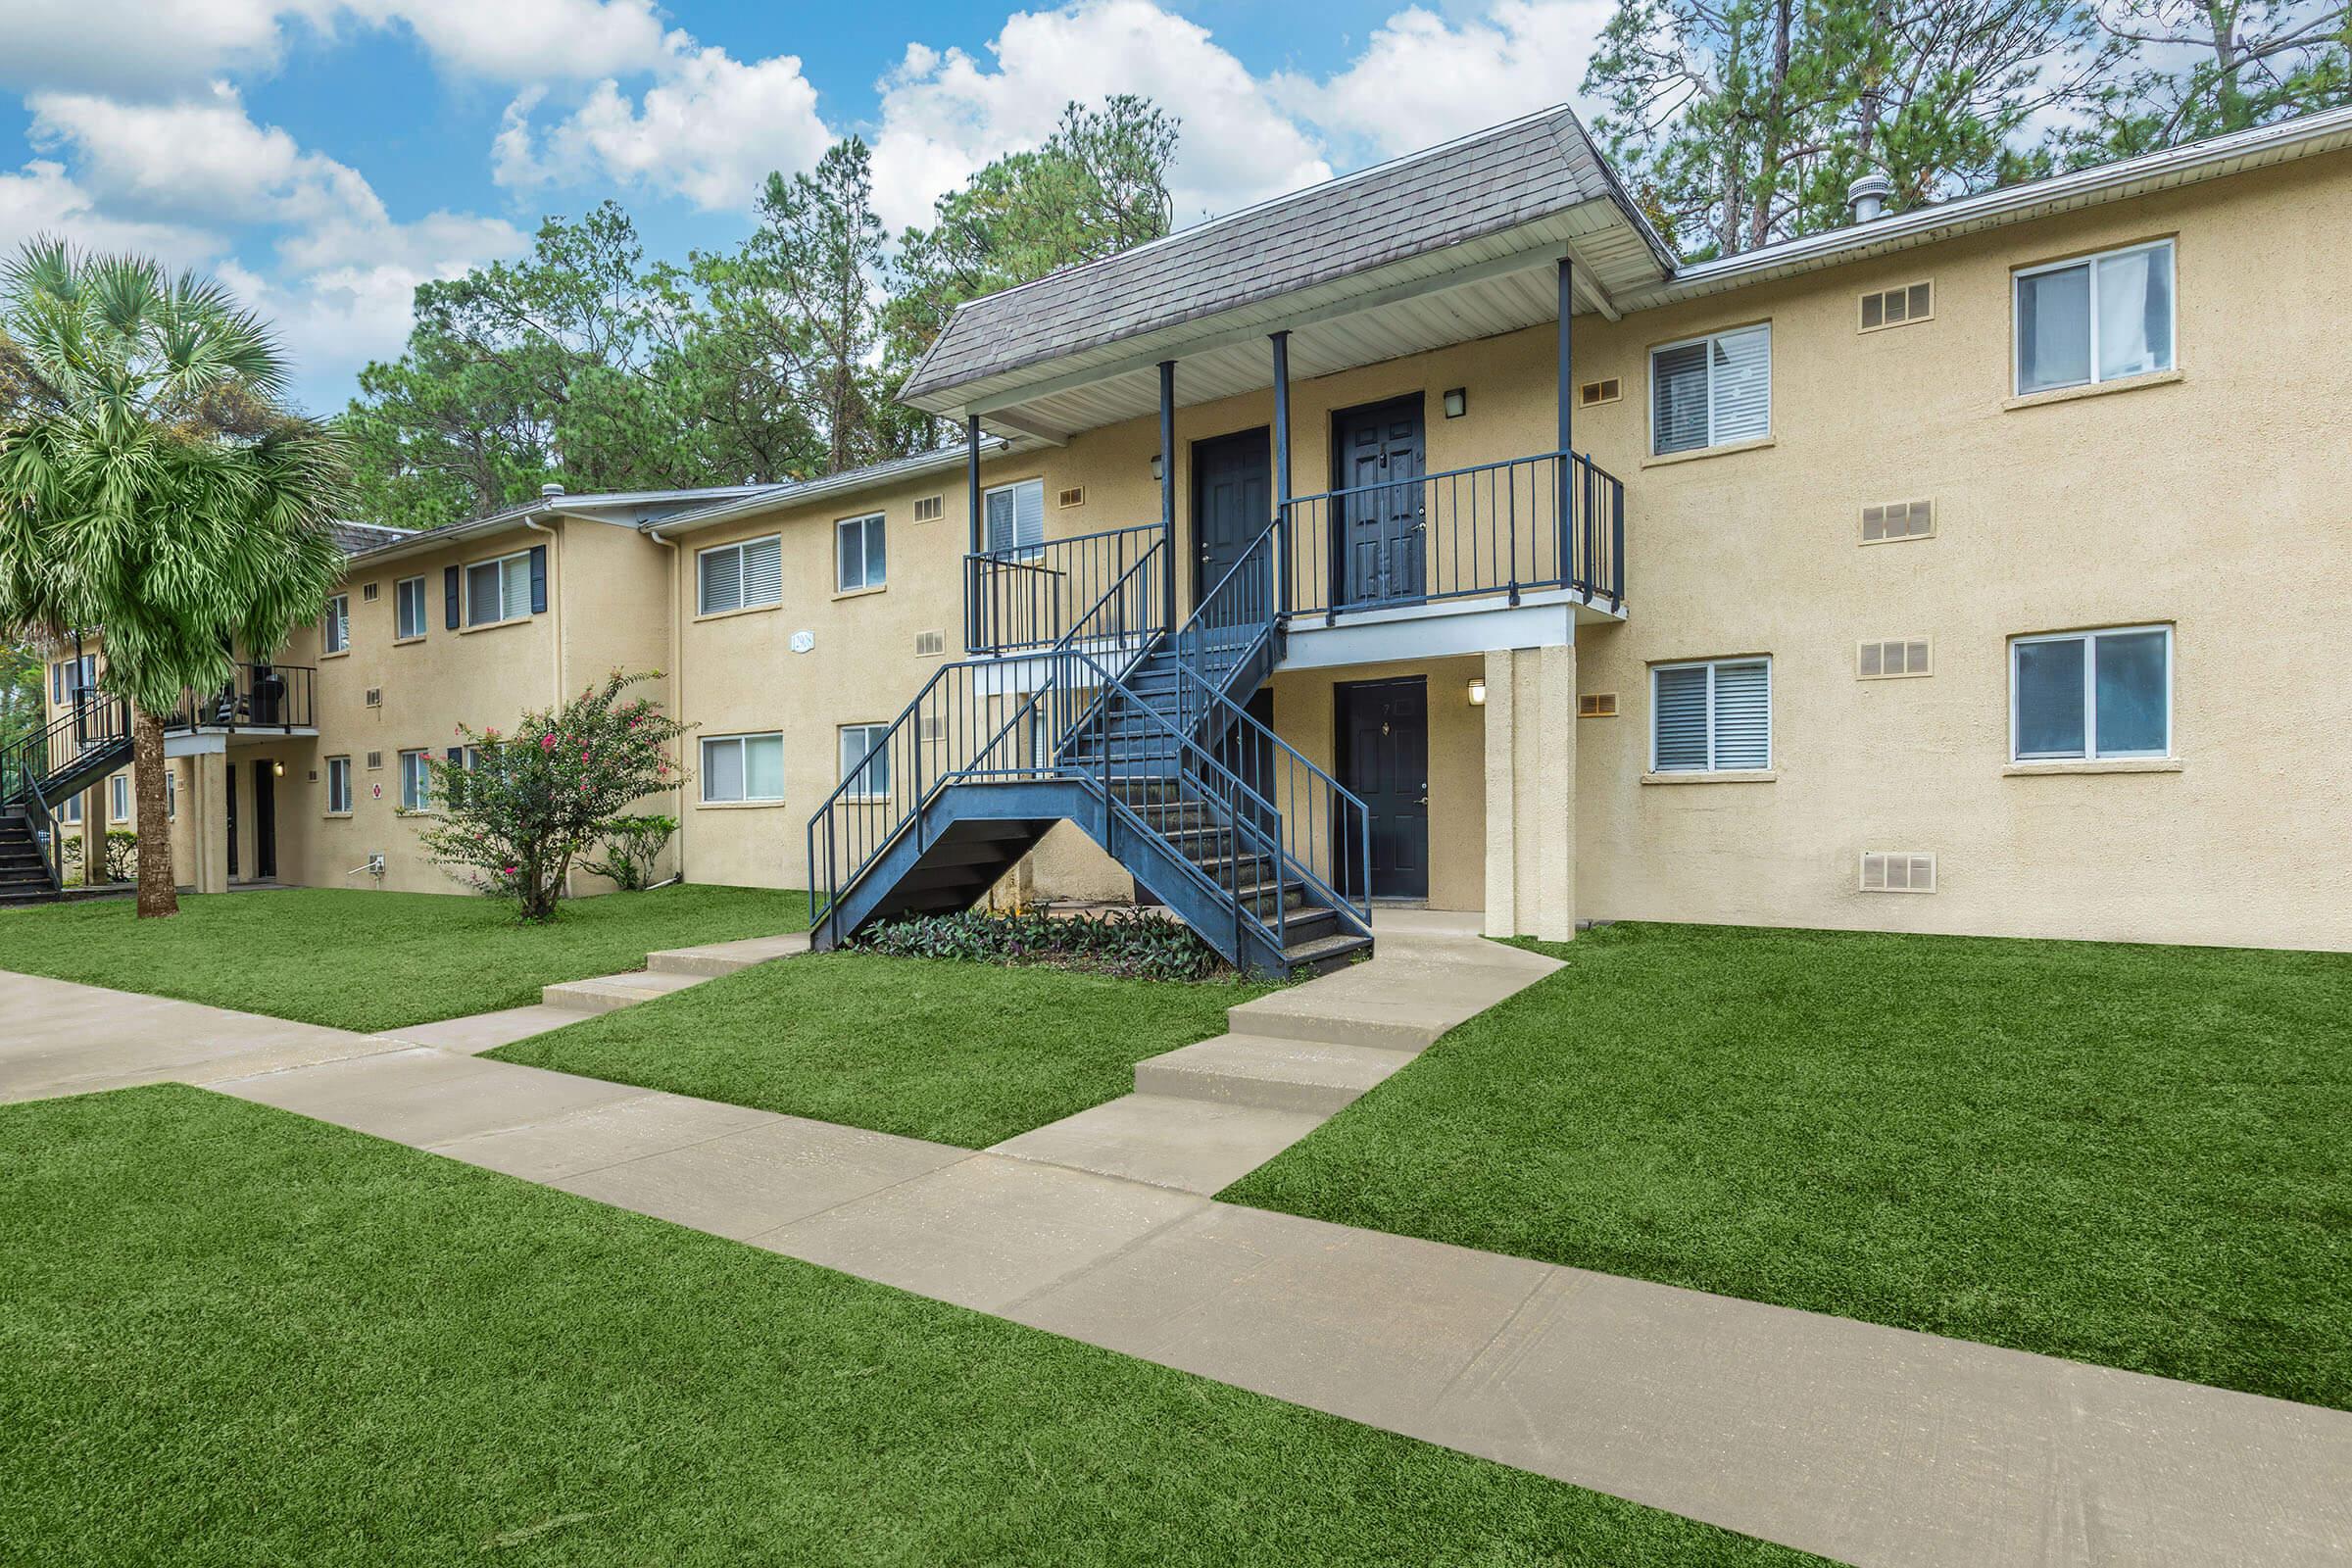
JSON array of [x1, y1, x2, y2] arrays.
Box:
[[988, 910, 1563, 1195], [538, 932, 813, 1015]]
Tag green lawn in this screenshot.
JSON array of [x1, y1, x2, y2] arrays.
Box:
[[0, 884, 807, 1032], [1223, 923, 2352, 1410], [0, 1086, 1818, 1567], [493, 951, 1273, 1148]]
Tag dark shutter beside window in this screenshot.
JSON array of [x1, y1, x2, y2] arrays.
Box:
[[444, 565, 461, 629], [529, 545, 548, 614]]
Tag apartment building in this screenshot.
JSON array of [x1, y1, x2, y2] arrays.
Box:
[[11, 104, 2350, 960]]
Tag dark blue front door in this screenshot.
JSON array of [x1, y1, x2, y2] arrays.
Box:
[[1332, 397, 1426, 608], [1335, 676, 1428, 900]]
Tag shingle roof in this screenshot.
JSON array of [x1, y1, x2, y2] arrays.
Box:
[[900, 105, 1639, 407], [330, 519, 410, 556]]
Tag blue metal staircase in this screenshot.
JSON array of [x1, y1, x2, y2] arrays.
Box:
[[808, 521, 1374, 977], [0, 693, 132, 904]]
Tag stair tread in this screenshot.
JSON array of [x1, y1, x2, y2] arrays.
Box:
[[1281, 932, 1373, 966]]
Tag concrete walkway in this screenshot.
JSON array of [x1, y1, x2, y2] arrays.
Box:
[[2, 951, 2347, 1566], [992, 910, 1561, 1192]]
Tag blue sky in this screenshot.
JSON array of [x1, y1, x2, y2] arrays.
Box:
[[0, 1, 1610, 412]]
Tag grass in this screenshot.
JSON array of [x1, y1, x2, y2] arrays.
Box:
[[0, 884, 808, 1032], [0, 1086, 1821, 1567], [1223, 922, 2352, 1410], [493, 951, 1274, 1148]]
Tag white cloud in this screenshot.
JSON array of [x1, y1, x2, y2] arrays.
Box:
[[25, 83, 382, 229], [3, 79, 522, 411], [494, 42, 832, 212], [1272, 1, 1610, 164], [0, 0, 667, 96], [0, 160, 225, 267], [869, 0, 1331, 234]]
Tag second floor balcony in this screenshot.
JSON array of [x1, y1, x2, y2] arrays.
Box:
[[963, 446, 1625, 660]]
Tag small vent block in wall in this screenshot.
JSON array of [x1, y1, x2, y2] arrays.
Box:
[[365, 751, 383, 771], [1578, 693, 1619, 717], [364, 687, 382, 708], [912, 494, 945, 523], [360, 582, 379, 602], [1860, 280, 1933, 331], [1579, 377, 1622, 407], [1056, 486, 1086, 509], [1861, 498, 1935, 543], [1860, 851, 1936, 893], [1858, 639, 1931, 678], [917, 716, 945, 743], [913, 630, 946, 657]]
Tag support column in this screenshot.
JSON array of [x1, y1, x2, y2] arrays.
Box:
[[1482, 642, 1578, 941], [1157, 359, 1176, 628], [194, 749, 229, 896], [1556, 256, 1575, 588], [964, 414, 983, 654], [1270, 330, 1292, 617], [78, 781, 105, 888]]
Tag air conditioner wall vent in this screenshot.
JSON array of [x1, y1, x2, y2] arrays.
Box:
[[1860, 851, 1936, 893]]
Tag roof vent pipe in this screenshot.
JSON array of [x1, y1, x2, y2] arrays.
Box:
[[1847, 172, 1892, 223], [540, 481, 566, 497]]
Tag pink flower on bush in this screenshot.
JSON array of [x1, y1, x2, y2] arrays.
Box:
[[541, 733, 557, 751]]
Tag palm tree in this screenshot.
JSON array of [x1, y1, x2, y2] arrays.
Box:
[[0, 239, 350, 917]]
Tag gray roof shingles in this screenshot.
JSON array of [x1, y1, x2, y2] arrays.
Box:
[[901, 106, 1640, 405]]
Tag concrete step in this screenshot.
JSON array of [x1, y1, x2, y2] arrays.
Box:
[[1224, 992, 1446, 1054], [645, 932, 811, 977], [1280, 931, 1372, 975], [1134, 1032, 1413, 1113], [987, 1093, 1327, 1194], [541, 968, 710, 1014]]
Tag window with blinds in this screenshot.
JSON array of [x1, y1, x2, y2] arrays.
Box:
[[984, 478, 1046, 555], [701, 732, 784, 803], [2015, 239, 2173, 395], [1651, 657, 1772, 772], [840, 723, 893, 799], [322, 594, 350, 653], [835, 514, 886, 592], [1650, 323, 1770, 456], [466, 552, 531, 626], [697, 534, 783, 614]]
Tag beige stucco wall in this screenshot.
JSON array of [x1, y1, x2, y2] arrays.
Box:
[[1564, 151, 2352, 950]]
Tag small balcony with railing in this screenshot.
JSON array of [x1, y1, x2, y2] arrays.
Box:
[[960, 445, 1625, 664], [163, 662, 318, 738]]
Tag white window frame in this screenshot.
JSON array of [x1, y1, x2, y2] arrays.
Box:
[[840, 723, 892, 801], [394, 575, 428, 640], [2012, 238, 2176, 396], [2008, 624, 2174, 762], [396, 748, 431, 811], [1649, 656, 1774, 773], [1647, 322, 1772, 457], [835, 513, 886, 593], [982, 477, 1046, 557], [700, 732, 784, 805], [696, 534, 783, 615], [326, 756, 353, 814], [109, 774, 129, 821], [165, 769, 177, 820], [322, 594, 350, 654], [465, 549, 533, 627], [60, 793, 80, 825]]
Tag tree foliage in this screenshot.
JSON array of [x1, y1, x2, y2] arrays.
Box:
[[416, 669, 690, 922], [889, 97, 1179, 367], [2062, 1, 2350, 162], [0, 239, 350, 917], [344, 98, 1181, 527]]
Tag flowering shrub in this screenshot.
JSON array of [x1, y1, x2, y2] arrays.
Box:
[[849, 907, 1233, 982], [415, 670, 691, 922]]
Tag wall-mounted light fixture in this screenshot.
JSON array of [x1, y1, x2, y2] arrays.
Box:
[[1443, 387, 1468, 419], [1467, 677, 1487, 707], [1150, 454, 1164, 481], [272, 760, 286, 777]]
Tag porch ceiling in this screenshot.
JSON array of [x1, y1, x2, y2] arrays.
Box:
[[964, 201, 1660, 445]]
